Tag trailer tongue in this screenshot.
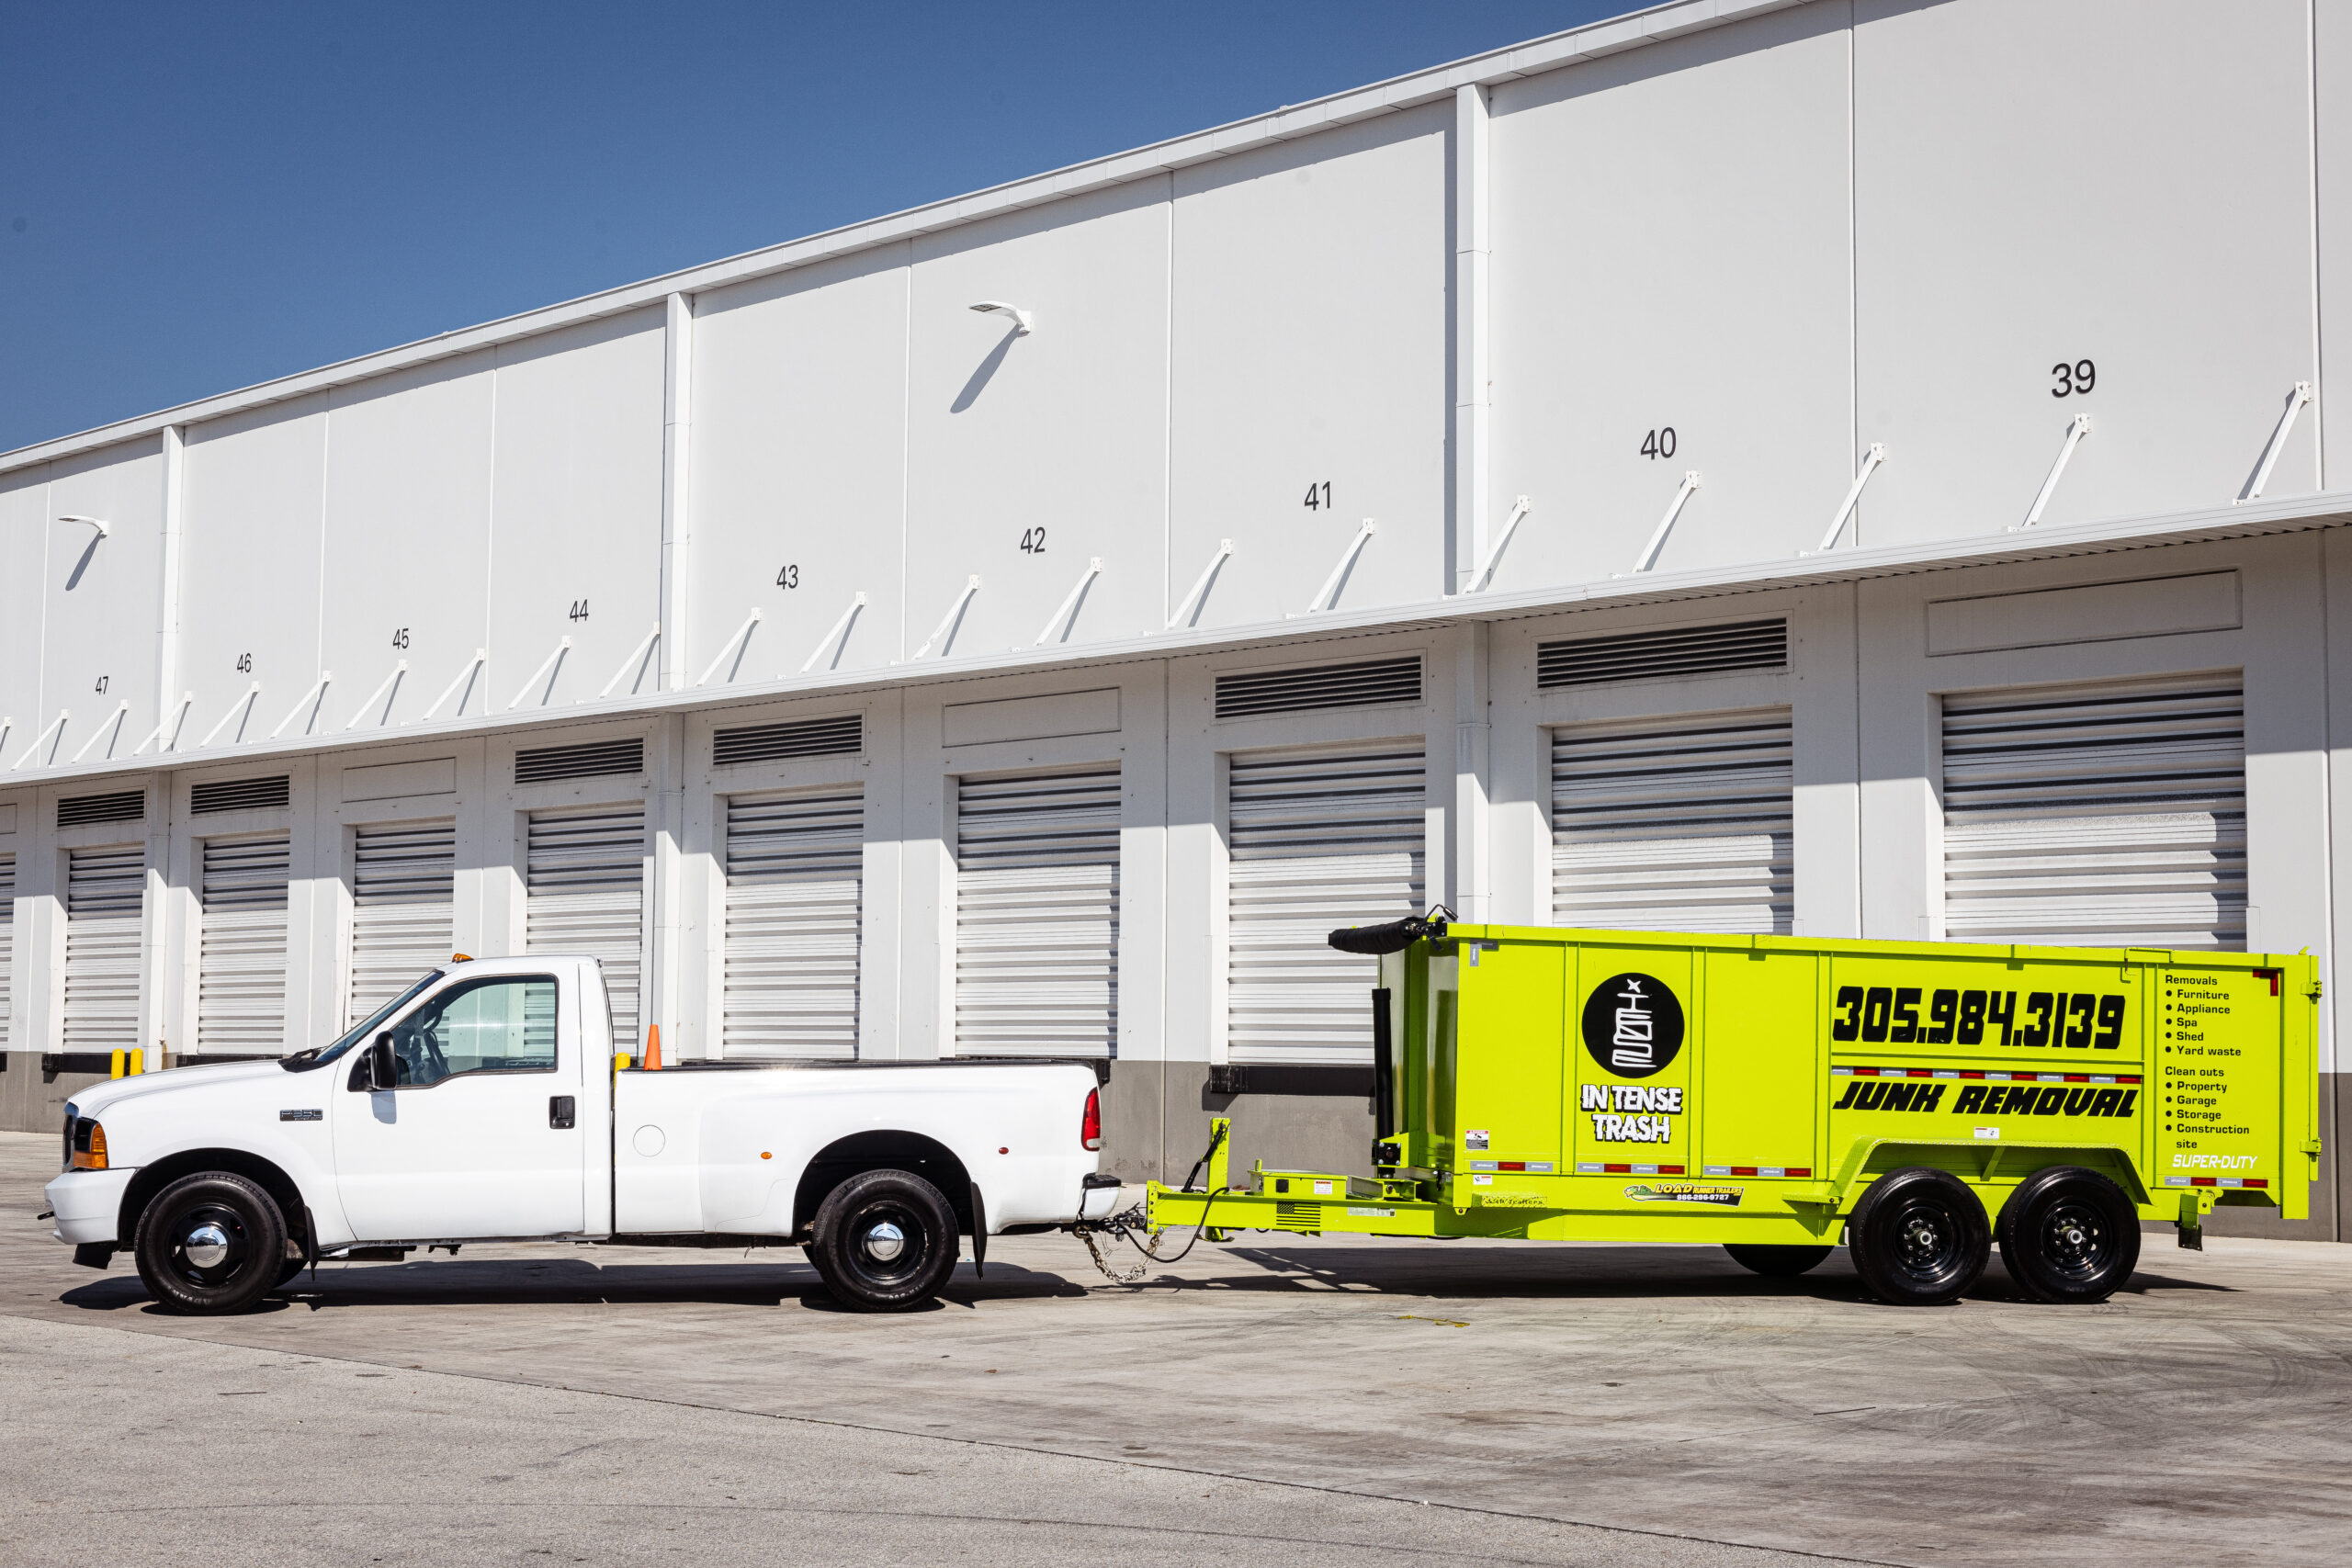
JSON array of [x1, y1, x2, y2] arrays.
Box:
[[1119, 919, 2320, 1306]]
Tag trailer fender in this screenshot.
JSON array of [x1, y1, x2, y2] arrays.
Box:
[[1828, 1138, 2148, 1213]]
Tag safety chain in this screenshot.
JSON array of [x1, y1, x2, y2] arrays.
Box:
[[1073, 1202, 1161, 1285]]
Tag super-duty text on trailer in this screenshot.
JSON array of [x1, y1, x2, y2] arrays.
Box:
[[43, 956, 1116, 1313], [1128, 918, 2324, 1306]]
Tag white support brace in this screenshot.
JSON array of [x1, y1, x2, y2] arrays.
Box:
[[2015, 413, 2092, 529], [505, 637, 571, 710], [270, 673, 334, 739], [10, 710, 66, 771], [1466, 496, 1532, 592], [1168, 541, 1232, 629], [1814, 444, 1886, 553], [344, 660, 410, 730], [1305, 521, 1378, 614], [0, 717, 10, 758], [801, 594, 868, 674], [131, 693, 194, 756], [695, 609, 763, 687], [2238, 382, 2314, 503], [912, 577, 980, 660], [72, 701, 130, 763], [198, 685, 259, 749], [1628, 472, 1702, 574], [1035, 558, 1102, 646], [599, 624, 662, 698], [423, 651, 484, 721]]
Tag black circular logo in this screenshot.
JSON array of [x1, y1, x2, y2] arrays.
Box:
[[1580, 972, 1684, 1079]]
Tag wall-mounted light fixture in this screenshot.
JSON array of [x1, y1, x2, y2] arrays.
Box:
[[56, 514, 111, 537], [967, 300, 1033, 335]]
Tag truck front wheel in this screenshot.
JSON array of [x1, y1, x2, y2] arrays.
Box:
[[1723, 1243, 1833, 1277], [132, 1171, 289, 1315], [808, 1168, 960, 1312], [1849, 1167, 1989, 1307], [1996, 1167, 2140, 1304]]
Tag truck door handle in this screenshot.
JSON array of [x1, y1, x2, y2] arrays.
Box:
[[549, 1096, 576, 1130]]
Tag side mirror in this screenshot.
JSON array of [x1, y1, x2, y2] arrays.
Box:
[[368, 1033, 399, 1092]]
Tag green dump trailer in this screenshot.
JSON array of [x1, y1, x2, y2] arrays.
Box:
[[1143, 919, 2322, 1305]]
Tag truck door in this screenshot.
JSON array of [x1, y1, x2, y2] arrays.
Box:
[[330, 971, 587, 1240]]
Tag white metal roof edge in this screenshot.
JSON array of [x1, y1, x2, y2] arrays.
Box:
[[0, 0, 1809, 474], [9, 483, 2342, 791]]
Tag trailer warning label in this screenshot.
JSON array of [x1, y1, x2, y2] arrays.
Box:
[[1581, 973, 1684, 1079]]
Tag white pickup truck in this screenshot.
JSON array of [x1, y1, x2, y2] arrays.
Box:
[[43, 955, 1118, 1313]]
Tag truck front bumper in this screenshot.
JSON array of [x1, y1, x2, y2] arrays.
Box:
[[44, 1168, 138, 1247]]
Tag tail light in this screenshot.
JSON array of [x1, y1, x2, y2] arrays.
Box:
[[71, 1120, 107, 1171], [1080, 1088, 1102, 1152]]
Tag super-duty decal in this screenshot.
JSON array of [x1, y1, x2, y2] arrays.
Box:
[[1830, 985, 2126, 1049]]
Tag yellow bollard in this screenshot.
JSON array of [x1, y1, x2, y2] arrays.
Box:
[[108, 1050, 125, 1079]]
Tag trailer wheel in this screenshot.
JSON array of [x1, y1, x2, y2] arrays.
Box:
[[1848, 1167, 1988, 1307], [808, 1168, 959, 1312], [131, 1171, 288, 1316], [1723, 1243, 1833, 1277], [1996, 1167, 2141, 1304]]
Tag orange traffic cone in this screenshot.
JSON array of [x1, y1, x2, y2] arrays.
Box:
[[643, 1024, 662, 1071]]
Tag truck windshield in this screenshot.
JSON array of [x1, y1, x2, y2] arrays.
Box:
[[278, 972, 446, 1072]]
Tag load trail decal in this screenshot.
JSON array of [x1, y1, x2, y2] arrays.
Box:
[[1829, 1066, 2142, 1118], [1830, 985, 2126, 1048]]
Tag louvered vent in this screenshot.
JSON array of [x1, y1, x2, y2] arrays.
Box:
[[57, 791, 145, 829], [1216, 656, 1422, 719], [1537, 619, 1787, 688], [514, 738, 644, 784], [191, 774, 291, 816], [714, 714, 863, 768]]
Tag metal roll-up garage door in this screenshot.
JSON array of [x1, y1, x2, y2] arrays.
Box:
[[198, 835, 291, 1055], [525, 806, 647, 1048], [348, 821, 456, 1020], [63, 845, 145, 1051], [955, 768, 1120, 1058], [722, 787, 863, 1058], [1942, 674, 2246, 948], [1551, 709, 1793, 934], [1227, 743, 1425, 1065]]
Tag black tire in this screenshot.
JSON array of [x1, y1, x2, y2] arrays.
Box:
[[1724, 1243, 1834, 1277], [1996, 1167, 2141, 1304], [132, 1172, 289, 1316], [807, 1168, 960, 1312], [1848, 1167, 1989, 1307], [276, 1258, 309, 1289]]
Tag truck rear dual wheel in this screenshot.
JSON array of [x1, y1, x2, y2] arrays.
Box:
[[132, 1171, 288, 1316], [1849, 1167, 1990, 1307], [1996, 1167, 2140, 1304], [807, 1168, 960, 1312], [1723, 1244, 1834, 1277]]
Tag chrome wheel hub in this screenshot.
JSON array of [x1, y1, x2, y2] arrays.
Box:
[[183, 1223, 231, 1270], [862, 1221, 906, 1263]]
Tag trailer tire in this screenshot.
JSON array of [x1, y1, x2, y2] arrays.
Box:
[[1996, 1167, 2141, 1304], [1723, 1243, 1833, 1277], [807, 1168, 959, 1312], [1849, 1167, 1988, 1307], [131, 1171, 288, 1316]]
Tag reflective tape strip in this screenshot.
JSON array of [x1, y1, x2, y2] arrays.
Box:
[[1838, 1064, 2142, 1085], [1703, 1166, 1811, 1178]]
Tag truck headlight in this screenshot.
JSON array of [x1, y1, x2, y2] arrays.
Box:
[[70, 1119, 107, 1171]]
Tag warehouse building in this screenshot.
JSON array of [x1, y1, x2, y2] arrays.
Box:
[[3, 0, 2347, 1237]]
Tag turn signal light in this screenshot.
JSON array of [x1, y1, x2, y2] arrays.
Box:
[[72, 1122, 107, 1171], [1080, 1088, 1102, 1152]]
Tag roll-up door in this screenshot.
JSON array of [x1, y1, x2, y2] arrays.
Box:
[[955, 768, 1120, 1058], [0, 852, 16, 1045], [1942, 674, 2246, 948], [1551, 709, 1793, 934], [63, 845, 145, 1051], [525, 806, 646, 1048], [1227, 744, 1425, 1065], [198, 835, 291, 1055], [348, 821, 455, 1021], [722, 787, 862, 1058]]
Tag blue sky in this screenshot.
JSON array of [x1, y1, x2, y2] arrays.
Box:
[[0, 2, 1623, 453]]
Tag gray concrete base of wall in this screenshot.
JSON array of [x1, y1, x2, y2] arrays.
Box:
[[1, 1055, 109, 1143]]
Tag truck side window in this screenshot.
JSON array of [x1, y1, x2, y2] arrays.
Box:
[[386, 976, 560, 1088]]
